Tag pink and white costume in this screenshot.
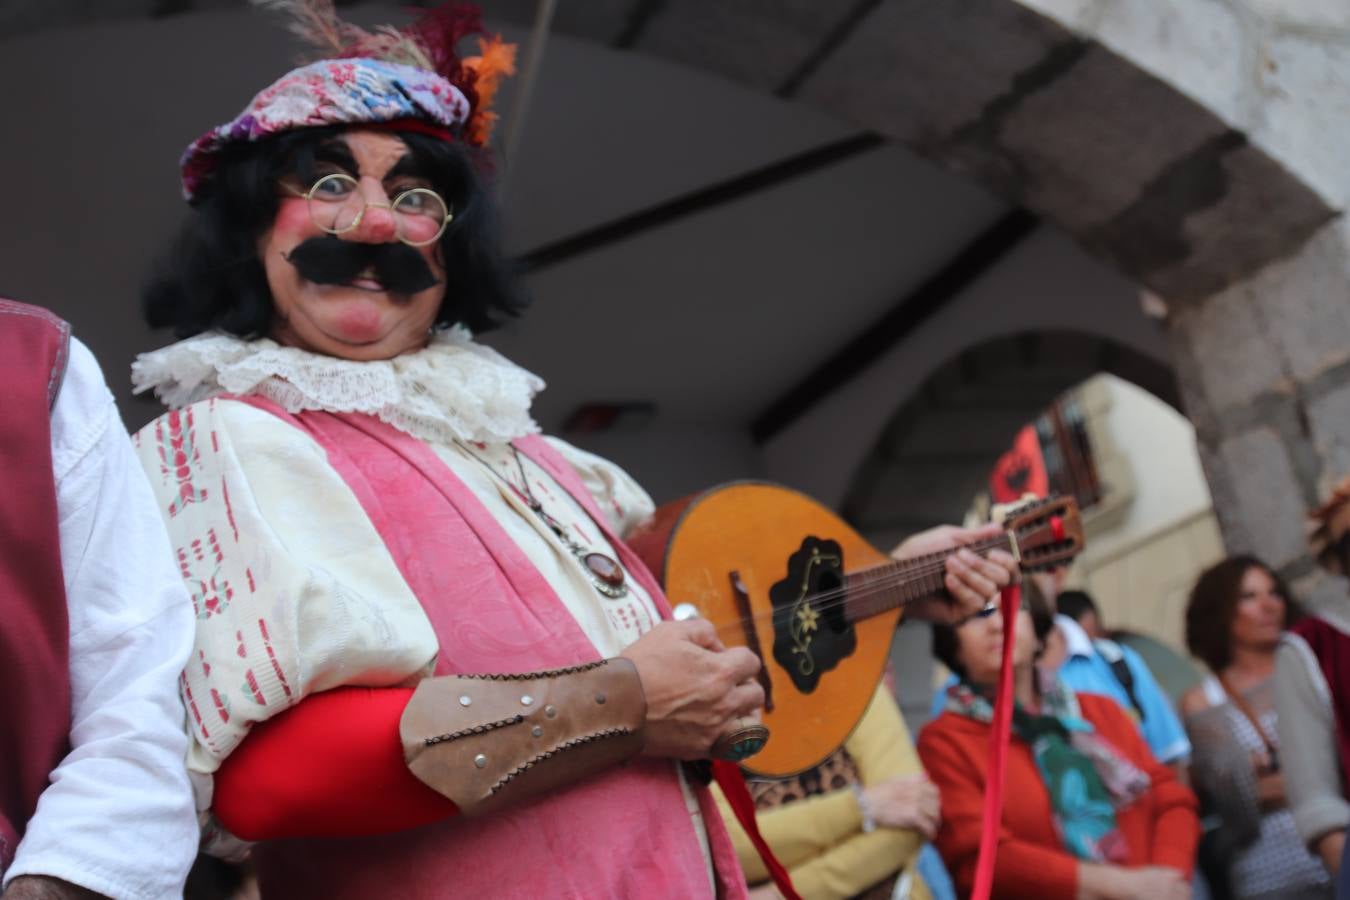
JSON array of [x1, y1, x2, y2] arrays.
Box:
[[132, 330, 748, 898]]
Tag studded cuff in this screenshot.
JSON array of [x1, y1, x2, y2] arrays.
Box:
[[400, 658, 646, 817]]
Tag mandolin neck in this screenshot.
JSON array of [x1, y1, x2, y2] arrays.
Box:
[[842, 534, 1015, 624]]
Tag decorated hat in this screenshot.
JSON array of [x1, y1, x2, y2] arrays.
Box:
[[179, 1, 515, 201]]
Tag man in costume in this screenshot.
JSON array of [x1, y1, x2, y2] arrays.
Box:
[[1277, 476, 1350, 882], [131, 4, 1018, 896], [0, 300, 197, 900]]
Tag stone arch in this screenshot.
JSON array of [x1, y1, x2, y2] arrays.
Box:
[[575, 0, 1348, 599], [10, 0, 1326, 305], [554, 0, 1334, 304]]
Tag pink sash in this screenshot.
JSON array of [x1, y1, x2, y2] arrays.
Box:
[[239, 399, 746, 899]]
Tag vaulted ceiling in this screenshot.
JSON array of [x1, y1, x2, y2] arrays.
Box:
[[0, 1, 1172, 526]]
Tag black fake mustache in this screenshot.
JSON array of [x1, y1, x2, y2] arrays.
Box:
[[284, 236, 440, 295]]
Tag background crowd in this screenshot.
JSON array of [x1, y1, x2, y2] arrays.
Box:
[[730, 480, 1350, 900], [3, 3, 1347, 899]]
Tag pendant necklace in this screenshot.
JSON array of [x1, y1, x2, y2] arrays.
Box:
[[457, 441, 629, 600]]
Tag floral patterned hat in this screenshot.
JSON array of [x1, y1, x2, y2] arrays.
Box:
[[179, 1, 515, 201]]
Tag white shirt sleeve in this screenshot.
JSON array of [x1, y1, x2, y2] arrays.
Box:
[[3, 339, 198, 900]]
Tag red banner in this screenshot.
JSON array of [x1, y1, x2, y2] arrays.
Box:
[[989, 425, 1048, 503]]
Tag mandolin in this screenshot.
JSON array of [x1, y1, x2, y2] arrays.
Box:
[[627, 482, 1083, 778]]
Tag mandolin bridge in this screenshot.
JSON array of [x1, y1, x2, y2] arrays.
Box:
[[730, 570, 775, 712]]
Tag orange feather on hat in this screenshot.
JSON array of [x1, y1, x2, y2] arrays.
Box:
[[462, 36, 517, 147]]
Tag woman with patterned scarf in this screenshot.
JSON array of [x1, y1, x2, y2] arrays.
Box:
[[918, 585, 1199, 899]]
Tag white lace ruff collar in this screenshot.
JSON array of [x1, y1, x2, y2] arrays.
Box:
[[132, 328, 545, 445]]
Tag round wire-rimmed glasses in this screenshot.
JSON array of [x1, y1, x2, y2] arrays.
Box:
[[284, 173, 453, 247]]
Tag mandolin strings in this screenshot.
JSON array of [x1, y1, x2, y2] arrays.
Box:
[[700, 533, 1020, 638]]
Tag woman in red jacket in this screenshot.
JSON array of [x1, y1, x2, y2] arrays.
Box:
[[918, 588, 1199, 899]]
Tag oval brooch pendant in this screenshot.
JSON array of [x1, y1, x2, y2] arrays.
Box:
[[582, 552, 628, 599]]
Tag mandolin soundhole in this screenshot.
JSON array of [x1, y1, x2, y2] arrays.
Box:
[[769, 537, 858, 693]]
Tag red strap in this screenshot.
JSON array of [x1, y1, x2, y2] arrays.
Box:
[[970, 584, 1019, 900], [711, 760, 802, 900]]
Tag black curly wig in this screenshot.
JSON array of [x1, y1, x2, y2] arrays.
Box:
[[144, 125, 526, 338]]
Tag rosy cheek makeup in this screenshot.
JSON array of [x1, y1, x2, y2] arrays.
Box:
[[271, 198, 316, 241]]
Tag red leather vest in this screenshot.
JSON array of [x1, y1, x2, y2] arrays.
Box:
[[0, 299, 72, 872]]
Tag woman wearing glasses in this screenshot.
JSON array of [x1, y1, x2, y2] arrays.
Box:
[[917, 587, 1199, 899]]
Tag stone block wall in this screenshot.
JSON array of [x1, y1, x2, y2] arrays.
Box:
[[1170, 218, 1350, 603], [1015, 0, 1350, 603]]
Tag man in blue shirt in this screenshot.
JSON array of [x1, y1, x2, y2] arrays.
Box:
[[1053, 606, 1191, 765]]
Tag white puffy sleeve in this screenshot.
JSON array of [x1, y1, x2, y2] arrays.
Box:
[[131, 398, 439, 801]]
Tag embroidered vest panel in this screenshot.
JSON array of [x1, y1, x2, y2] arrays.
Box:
[[0, 300, 71, 873], [239, 401, 745, 899]]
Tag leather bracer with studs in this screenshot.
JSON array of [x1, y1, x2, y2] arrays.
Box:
[[399, 658, 646, 817]]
